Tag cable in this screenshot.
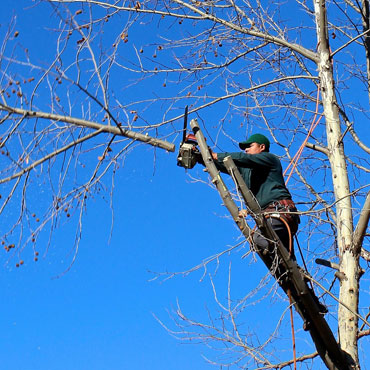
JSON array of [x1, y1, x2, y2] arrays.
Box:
[[265, 214, 293, 257], [287, 288, 297, 370], [295, 234, 314, 290], [284, 85, 322, 184], [267, 214, 297, 370]]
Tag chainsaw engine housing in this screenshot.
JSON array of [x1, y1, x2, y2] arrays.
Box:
[[177, 133, 200, 169], [177, 141, 199, 169]]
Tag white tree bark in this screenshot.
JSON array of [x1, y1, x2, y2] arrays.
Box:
[[314, 1, 359, 367]]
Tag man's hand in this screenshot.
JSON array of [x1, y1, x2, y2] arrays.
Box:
[[238, 209, 248, 218], [211, 151, 218, 160], [193, 151, 204, 164]]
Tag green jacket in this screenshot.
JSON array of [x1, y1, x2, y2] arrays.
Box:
[[215, 151, 292, 209]]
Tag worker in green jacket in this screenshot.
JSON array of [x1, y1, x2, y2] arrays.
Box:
[[204, 133, 329, 315], [210, 133, 300, 257]]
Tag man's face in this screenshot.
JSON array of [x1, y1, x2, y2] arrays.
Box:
[[245, 142, 265, 155]]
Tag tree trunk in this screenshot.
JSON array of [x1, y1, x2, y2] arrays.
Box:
[[361, 0, 370, 103], [314, 1, 359, 367]]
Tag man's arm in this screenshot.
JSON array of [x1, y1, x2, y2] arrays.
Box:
[[217, 152, 274, 168], [195, 150, 229, 174]]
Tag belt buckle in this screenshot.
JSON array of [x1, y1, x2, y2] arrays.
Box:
[[270, 212, 280, 218]]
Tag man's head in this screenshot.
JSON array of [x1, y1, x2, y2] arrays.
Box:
[[239, 133, 270, 154]]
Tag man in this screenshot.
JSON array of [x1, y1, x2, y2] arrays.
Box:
[[208, 133, 300, 258], [199, 133, 329, 317]]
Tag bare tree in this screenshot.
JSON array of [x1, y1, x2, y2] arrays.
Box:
[[1, 0, 370, 368]]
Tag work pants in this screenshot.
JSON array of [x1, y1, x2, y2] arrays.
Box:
[[253, 216, 295, 257]]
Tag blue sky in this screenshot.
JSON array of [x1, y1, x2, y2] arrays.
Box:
[[0, 146, 227, 370], [1, 1, 370, 369], [1, 145, 285, 369]]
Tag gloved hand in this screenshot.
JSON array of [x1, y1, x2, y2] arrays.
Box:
[[239, 209, 248, 218], [193, 151, 204, 165]]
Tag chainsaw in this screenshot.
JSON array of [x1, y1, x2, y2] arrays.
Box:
[[177, 106, 201, 169]]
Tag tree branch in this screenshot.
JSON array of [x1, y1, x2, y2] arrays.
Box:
[[361, 247, 370, 261], [255, 351, 319, 369], [353, 190, 370, 254], [0, 104, 175, 152], [0, 129, 103, 185], [358, 329, 370, 338], [171, 0, 319, 62], [305, 141, 330, 155], [330, 28, 370, 57]]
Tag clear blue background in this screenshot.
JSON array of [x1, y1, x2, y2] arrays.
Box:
[[1, 1, 369, 369]]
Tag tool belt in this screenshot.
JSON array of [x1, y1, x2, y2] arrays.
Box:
[[263, 199, 300, 234]]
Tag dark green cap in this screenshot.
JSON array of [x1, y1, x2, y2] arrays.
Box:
[[239, 133, 270, 151]]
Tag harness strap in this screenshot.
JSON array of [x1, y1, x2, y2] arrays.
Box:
[[267, 199, 296, 209], [263, 199, 299, 235]]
